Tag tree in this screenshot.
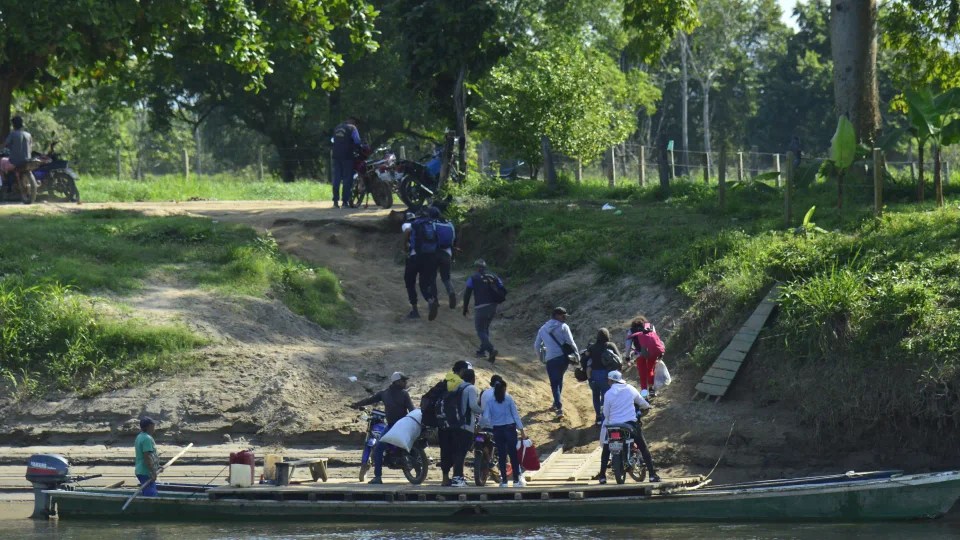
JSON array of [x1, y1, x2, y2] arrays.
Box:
[[882, 0, 960, 92], [622, 0, 700, 61], [904, 87, 960, 206], [830, 0, 881, 143]]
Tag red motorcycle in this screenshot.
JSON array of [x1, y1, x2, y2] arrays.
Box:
[[350, 146, 399, 209]]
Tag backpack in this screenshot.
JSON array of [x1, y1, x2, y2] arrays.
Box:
[[601, 347, 623, 371], [419, 380, 446, 428], [479, 273, 507, 303], [413, 218, 439, 255], [436, 382, 469, 430], [435, 220, 455, 250]]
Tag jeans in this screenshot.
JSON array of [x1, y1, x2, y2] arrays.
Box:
[[135, 474, 158, 497], [438, 428, 454, 476], [437, 251, 454, 295], [416, 253, 438, 303], [474, 304, 497, 354], [441, 429, 473, 479], [493, 424, 520, 483], [589, 370, 609, 422], [599, 421, 656, 477], [332, 158, 354, 204], [545, 356, 568, 410]]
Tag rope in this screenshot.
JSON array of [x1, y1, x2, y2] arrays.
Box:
[[704, 420, 737, 480]]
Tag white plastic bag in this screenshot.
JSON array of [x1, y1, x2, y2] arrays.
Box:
[[654, 359, 672, 390], [379, 409, 423, 452]]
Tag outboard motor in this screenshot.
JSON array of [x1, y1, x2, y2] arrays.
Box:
[[26, 454, 70, 518]]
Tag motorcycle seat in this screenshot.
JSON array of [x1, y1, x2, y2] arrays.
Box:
[[606, 422, 637, 435]]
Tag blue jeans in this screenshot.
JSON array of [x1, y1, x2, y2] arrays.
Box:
[[589, 370, 609, 422], [545, 356, 568, 410], [135, 474, 158, 497], [474, 304, 497, 354], [332, 158, 354, 204], [493, 424, 520, 483]]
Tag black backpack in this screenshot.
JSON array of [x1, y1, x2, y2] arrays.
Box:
[[479, 273, 507, 303], [601, 347, 623, 370], [436, 382, 469, 430], [420, 380, 446, 428], [413, 219, 439, 255]]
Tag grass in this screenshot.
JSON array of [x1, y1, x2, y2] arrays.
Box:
[[0, 210, 354, 396], [457, 170, 960, 453], [78, 173, 333, 202]]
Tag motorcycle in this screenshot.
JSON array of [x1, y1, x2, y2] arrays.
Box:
[[472, 428, 504, 486], [358, 409, 429, 484], [395, 146, 462, 210], [351, 146, 399, 209], [1, 141, 80, 203], [606, 410, 649, 485]]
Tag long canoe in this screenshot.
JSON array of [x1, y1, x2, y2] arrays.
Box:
[[46, 470, 960, 522]]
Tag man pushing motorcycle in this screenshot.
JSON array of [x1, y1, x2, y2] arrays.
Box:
[[1, 116, 38, 204], [595, 370, 660, 484], [351, 371, 415, 484]]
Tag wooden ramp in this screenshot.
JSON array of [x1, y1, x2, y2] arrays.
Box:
[[695, 284, 781, 402], [526, 446, 602, 483]]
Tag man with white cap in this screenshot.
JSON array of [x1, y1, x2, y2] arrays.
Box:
[[350, 371, 415, 484], [596, 370, 660, 484]]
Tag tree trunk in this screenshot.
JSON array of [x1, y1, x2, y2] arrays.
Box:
[[702, 81, 713, 177], [934, 144, 942, 207], [680, 35, 690, 172], [917, 140, 925, 202], [453, 64, 468, 178], [0, 79, 13, 141], [194, 125, 203, 176], [541, 136, 557, 189], [830, 0, 881, 144], [657, 136, 670, 191]]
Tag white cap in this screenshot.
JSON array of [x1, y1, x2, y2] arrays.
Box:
[[607, 371, 624, 383], [391, 372, 409, 382]]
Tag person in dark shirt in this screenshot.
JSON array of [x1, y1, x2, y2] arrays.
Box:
[[2, 116, 37, 203], [351, 372, 415, 484], [462, 258, 505, 364], [331, 117, 362, 208]]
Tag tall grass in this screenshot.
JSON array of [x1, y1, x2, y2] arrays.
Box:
[[78, 173, 333, 202]]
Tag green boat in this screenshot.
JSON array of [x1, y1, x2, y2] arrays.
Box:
[[42, 470, 960, 522]]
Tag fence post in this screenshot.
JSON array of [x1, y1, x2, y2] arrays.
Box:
[[183, 149, 190, 180], [608, 147, 616, 187], [638, 146, 646, 186], [703, 152, 710, 184], [785, 151, 794, 227], [116, 147, 122, 181], [737, 152, 744, 182], [669, 148, 676, 180], [718, 147, 727, 210], [873, 148, 883, 217], [258, 147, 264, 181], [774, 154, 781, 187]]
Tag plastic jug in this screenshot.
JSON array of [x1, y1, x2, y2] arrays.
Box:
[[263, 453, 283, 481], [229, 464, 253, 487], [229, 450, 255, 484]]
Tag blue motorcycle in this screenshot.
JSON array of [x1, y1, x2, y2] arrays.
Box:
[[1, 141, 80, 203], [357, 409, 429, 484], [395, 146, 461, 210]]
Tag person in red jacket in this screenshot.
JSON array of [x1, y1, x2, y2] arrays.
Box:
[[625, 316, 665, 396]]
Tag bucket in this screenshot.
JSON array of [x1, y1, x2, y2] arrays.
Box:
[[263, 454, 283, 481], [229, 464, 253, 487], [229, 450, 256, 484]]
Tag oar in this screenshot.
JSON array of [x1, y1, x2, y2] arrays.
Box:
[[121, 442, 194, 511]]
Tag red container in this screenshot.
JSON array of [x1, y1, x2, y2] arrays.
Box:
[[229, 450, 256, 484]]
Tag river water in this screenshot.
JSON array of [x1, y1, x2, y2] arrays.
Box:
[[3, 501, 960, 540]]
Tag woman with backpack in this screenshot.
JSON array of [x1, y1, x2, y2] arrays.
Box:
[[583, 328, 621, 425], [626, 316, 666, 397], [480, 380, 527, 488]]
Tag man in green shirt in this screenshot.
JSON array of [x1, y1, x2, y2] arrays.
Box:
[[134, 417, 160, 496]]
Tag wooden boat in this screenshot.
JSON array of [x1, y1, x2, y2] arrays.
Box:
[[43, 470, 960, 522]]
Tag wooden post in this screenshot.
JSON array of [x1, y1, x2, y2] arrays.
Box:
[[774, 154, 782, 187], [608, 147, 616, 187], [785, 151, 794, 227], [638, 146, 646, 186], [737, 152, 744, 182], [669, 149, 676, 180], [258, 147, 264, 181], [750, 145, 759, 179], [575, 159, 582, 184], [183, 148, 190, 180], [116, 147, 122, 181], [718, 147, 727, 210], [873, 148, 883, 216], [702, 153, 710, 184]]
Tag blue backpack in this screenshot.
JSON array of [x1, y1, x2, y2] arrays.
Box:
[[412, 218, 439, 255], [435, 220, 455, 250]]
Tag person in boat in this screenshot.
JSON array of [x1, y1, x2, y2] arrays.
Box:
[[421, 360, 473, 486], [134, 417, 160, 497], [350, 371, 415, 485], [625, 316, 666, 397], [480, 379, 526, 488], [596, 371, 660, 484]]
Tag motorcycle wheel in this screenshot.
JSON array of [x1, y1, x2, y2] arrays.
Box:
[[359, 463, 370, 482], [402, 446, 428, 485], [398, 175, 428, 210], [628, 461, 647, 482], [52, 171, 80, 202], [375, 180, 393, 209], [473, 449, 490, 487], [612, 451, 627, 485], [350, 176, 366, 208]]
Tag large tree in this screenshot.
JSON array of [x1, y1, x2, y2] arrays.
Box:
[[830, 0, 881, 143]]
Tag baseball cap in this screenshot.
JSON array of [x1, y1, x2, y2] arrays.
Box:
[[474, 258, 487, 267], [140, 417, 156, 430], [452, 360, 473, 372], [607, 371, 624, 383], [552, 306, 568, 316], [391, 371, 409, 382]]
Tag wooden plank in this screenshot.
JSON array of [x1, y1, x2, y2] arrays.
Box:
[[696, 381, 729, 396], [717, 350, 747, 363], [704, 367, 737, 381], [711, 358, 742, 372], [570, 448, 602, 481], [700, 375, 734, 387], [726, 339, 756, 354]]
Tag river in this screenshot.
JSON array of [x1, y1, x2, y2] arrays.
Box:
[[3, 501, 960, 540]]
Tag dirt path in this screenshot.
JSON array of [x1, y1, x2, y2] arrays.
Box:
[[0, 200, 839, 484]]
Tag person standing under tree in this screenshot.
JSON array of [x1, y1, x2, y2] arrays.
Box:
[[2, 116, 36, 204], [331, 116, 361, 208], [462, 258, 506, 364], [534, 307, 579, 418]]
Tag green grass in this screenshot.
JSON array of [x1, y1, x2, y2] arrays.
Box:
[[0, 211, 354, 396], [78, 173, 333, 202]]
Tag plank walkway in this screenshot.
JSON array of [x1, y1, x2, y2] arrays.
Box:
[[694, 284, 781, 402], [526, 446, 602, 483]]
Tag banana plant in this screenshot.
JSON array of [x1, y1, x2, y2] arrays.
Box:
[[904, 87, 960, 207], [827, 115, 857, 211]]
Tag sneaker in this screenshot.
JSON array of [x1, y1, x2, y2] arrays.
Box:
[[448, 292, 457, 309], [514, 478, 526, 488], [475, 350, 487, 358], [488, 349, 498, 364], [441, 478, 452, 487], [597, 475, 607, 485], [333, 202, 340, 208], [649, 474, 662, 483], [428, 298, 439, 321], [407, 309, 420, 319], [595, 419, 603, 426], [368, 477, 383, 485], [555, 409, 564, 418], [499, 482, 508, 488], [451, 477, 468, 488]]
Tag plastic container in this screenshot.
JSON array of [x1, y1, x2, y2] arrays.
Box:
[[229, 464, 253, 487], [229, 450, 255, 485], [263, 453, 283, 481]]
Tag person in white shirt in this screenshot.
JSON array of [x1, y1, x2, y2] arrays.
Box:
[[533, 307, 579, 417], [596, 370, 660, 484]]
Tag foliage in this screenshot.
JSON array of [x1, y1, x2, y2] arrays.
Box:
[[79, 174, 333, 203], [882, 0, 960, 91], [622, 0, 700, 61]]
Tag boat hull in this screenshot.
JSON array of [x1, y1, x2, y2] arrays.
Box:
[[48, 471, 960, 523]]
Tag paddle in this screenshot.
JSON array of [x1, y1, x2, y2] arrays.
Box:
[[121, 442, 194, 511]]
